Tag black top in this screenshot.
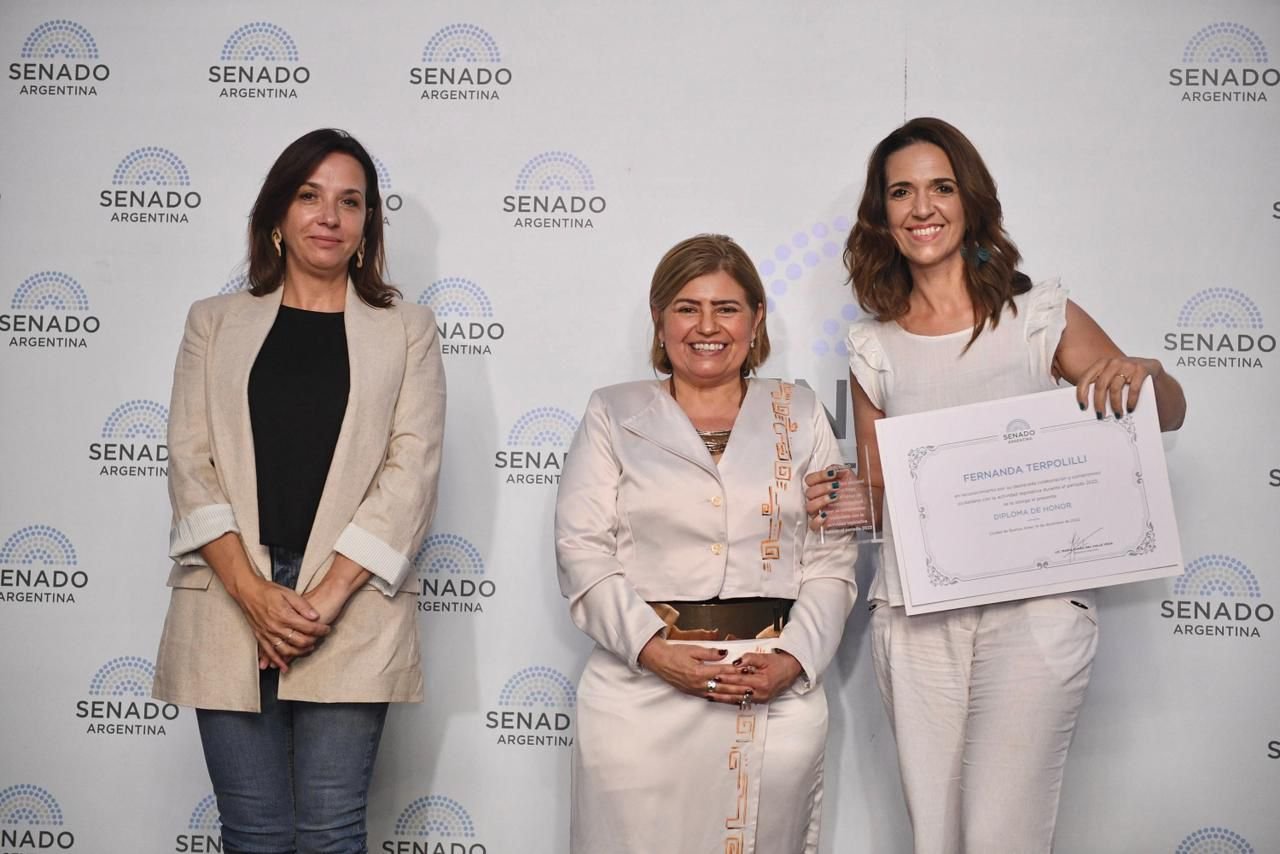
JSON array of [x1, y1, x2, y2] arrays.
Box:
[[248, 305, 350, 552]]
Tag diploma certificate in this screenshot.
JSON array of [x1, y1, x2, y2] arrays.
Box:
[[875, 382, 1182, 614]]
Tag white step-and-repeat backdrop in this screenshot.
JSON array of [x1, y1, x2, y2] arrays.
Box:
[[1, 2, 1277, 852]]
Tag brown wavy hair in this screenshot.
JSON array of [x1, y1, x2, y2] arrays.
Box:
[[845, 117, 1030, 348], [247, 128, 399, 308], [648, 234, 770, 376]]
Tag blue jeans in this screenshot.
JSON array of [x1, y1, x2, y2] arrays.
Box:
[[196, 547, 389, 854]]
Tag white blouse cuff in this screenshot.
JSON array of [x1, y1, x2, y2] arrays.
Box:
[[334, 523, 410, 596], [169, 504, 238, 566]]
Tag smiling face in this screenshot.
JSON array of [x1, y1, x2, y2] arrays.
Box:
[[658, 270, 761, 389], [278, 151, 368, 281], [884, 141, 967, 276]]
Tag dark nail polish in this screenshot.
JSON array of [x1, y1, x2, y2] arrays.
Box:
[[717, 649, 728, 656], [825, 468, 834, 478], [829, 492, 838, 500], [1078, 401, 1086, 411], [819, 511, 827, 519], [732, 658, 743, 666], [1095, 411, 1104, 420], [831, 481, 841, 489]]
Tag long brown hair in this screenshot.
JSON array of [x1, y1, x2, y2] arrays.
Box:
[[247, 128, 399, 308], [648, 234, 770, 376], [845, 117, 1029, 347]]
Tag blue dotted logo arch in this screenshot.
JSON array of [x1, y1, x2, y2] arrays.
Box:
[[1177, 288, 1263, 329], [220, 22, 299, 63], [0, 784, 64, 825], [413, 533, 485, 576], [22, 20, 98, 60], [88, 656, 156, 697], [515, 151, 594, 193], [1183, 22, 1268, 64], [0, 525, 77, 566], [394, 795, 475, 837], [417, 278, 494, 318], [1176, 826, 1255, 854], [11, 272, 89, 312], [1172, 554, 1261, 598], [100, 400, 169, 441], [112, 147, 190, 187], [505, 407, 578, 448], [498, 665, 577, 708], [422, 24, 501, 63]]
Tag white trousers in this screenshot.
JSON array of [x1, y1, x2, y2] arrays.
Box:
[[871, 594, 1098, 854], [571, 642, 827, 854]]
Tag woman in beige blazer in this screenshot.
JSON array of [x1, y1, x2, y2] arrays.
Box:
[[555, 234, 858, 853], [153, 129, 445, 854]]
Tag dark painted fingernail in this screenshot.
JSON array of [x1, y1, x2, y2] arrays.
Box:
[[706, 696, 714, 702], [831, 481, 841, 489], [1096, 411, 1104, 420], [1078, 401, 1086, 411], [717, 649, 728, 656], [829, 492, 838, 499], [819, 510, 827, 519], [732, 657, 743, 665]]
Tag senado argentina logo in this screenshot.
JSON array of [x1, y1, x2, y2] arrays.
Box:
[[3, 271, 100, 350], [495, 406, 578, 486], [412, 533, 494, 615], [384, 794, 486, 853], [1163, 288, 1271, 369], [100, 147, 201, 224], [417, 278, 504, 357], [756, 216, 863, 442], [0, 784, 75, 852], [77, 656, 179, 736], [1170, 21, 1276, 103], [371, 156, 404, 221], [1002, 418, 1036, 443], [173, 793, 220, 854], [1161, 554, 1271, 638], [0, 525, 86, 606], [1175, 826, 1255, 854], [209, 22, 309, 100], [504, 151, 605, 230], [486, 666, 576, 747], [88, 399, 169, 478], [9, 19, 107, 97], [410, 23, 510, 102]]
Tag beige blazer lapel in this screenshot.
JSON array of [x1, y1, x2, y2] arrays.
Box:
[[620, 383, 722, 481], [296, 283, 405, 592], [207, 287, 283, 580]]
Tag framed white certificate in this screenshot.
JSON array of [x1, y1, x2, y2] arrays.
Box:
[[875, 382, 1183, 614]]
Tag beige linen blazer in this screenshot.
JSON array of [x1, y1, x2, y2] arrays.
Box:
[[153, 283, 445, 711], [555, 379, 858, 690]]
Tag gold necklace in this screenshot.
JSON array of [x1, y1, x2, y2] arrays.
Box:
[[669, 376, 747, 456]]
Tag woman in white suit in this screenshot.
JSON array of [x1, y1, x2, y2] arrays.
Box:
[[153, 128, 446, 854], [555, 234, 858, 853], [806, 118, 1186, 853]]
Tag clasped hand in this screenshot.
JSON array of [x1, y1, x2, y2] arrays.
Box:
[[234, 575, 341, 672], [638, 637, 803, 705]]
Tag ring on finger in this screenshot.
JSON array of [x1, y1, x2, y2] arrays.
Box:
[[705, 678, 718, 694], [1115, 372, 1129, 384], [272, 638, 284, 648], [739, 691, 753, 711], [286, 629, 296, 642]]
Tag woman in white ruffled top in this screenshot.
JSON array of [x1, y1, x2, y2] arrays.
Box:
[[806, 117, 1186, 854]]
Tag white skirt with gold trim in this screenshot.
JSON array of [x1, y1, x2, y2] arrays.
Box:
[[571, 640, 826, 854]]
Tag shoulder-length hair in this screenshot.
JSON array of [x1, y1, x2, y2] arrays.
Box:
[[648, 234, 771, 376], [247, 128, 399, 308], [845, 117, 1030, 348]]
